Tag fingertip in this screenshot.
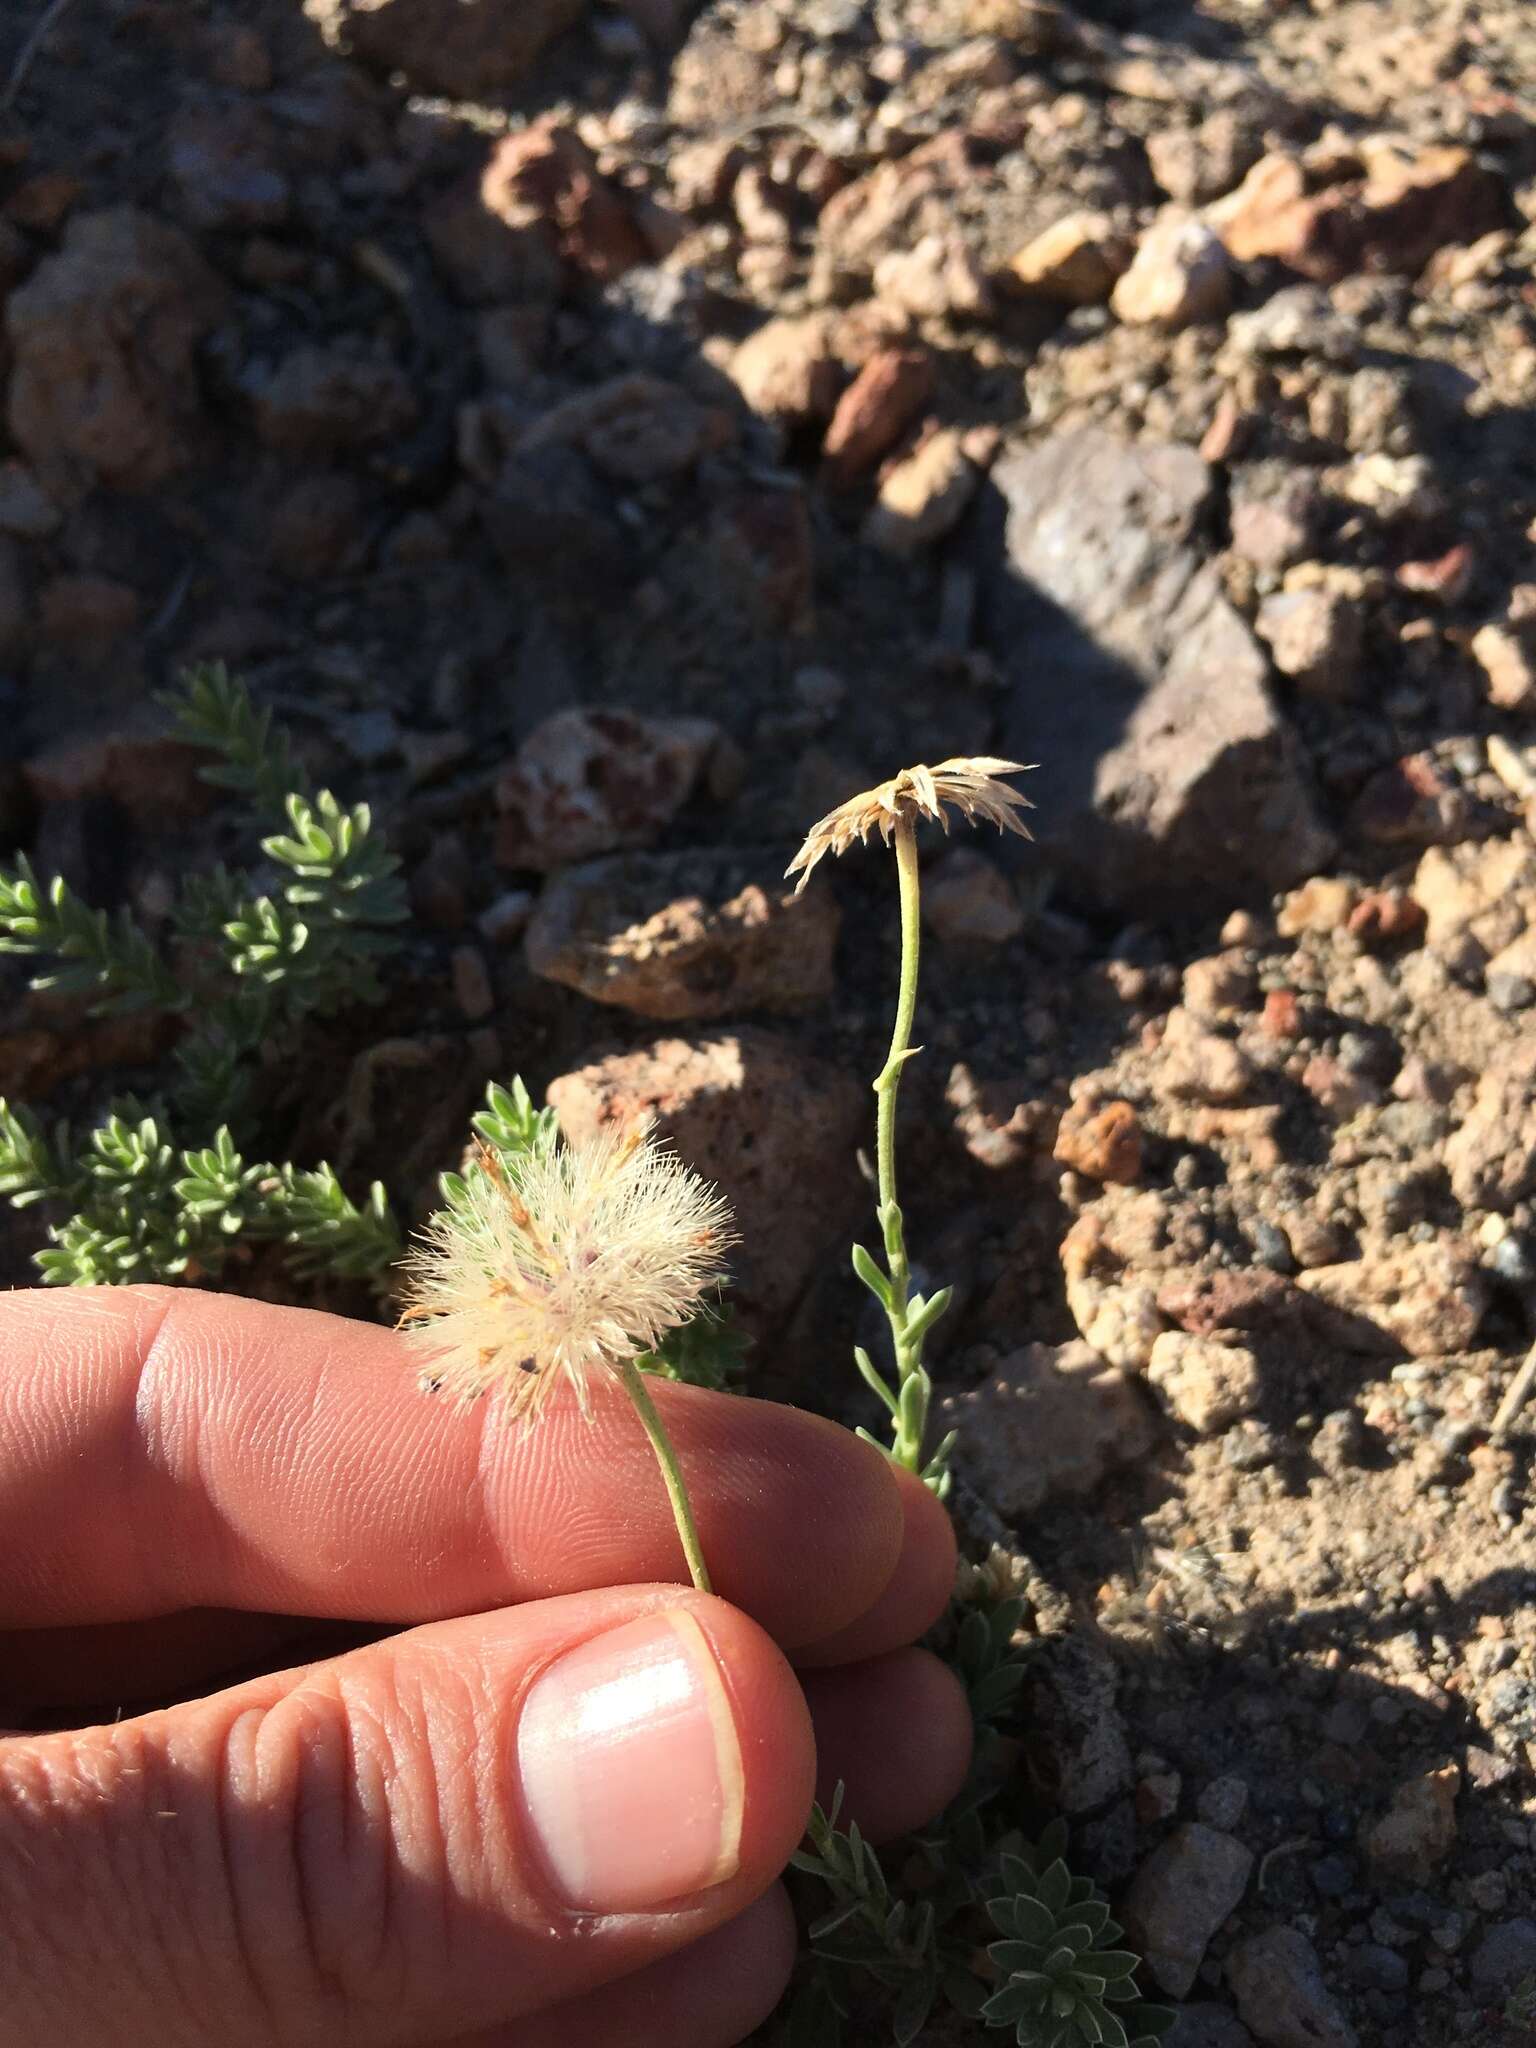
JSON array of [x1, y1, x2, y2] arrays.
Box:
[[791, 1462, 957, 1668], [652, 1387, 908, 1650], [803, 1646, 974, 1843]]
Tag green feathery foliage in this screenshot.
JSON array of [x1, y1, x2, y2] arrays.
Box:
[[0, 667, 407, 1291], [636, 1285, 748, 1392]]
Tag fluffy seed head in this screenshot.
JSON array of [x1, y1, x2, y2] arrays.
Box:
[[400, 1120, 735, 1420], [786, 756, 1035, 891]]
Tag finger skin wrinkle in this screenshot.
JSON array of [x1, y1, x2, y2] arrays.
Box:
[[0, 1722, 201, 2047], [129, 1287, 213, 1607]]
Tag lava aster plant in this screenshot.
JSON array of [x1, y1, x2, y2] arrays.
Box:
[[788, 757, 1034, 1490], [401, 1116, 735, 1590]]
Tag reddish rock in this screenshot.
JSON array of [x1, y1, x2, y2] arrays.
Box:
[[425, 174, 563, 307], [250, 345, 417, 458], [1054, 1098, 1143, 1184], [266, 472, 368, 580], [820, 347, 935, 488], [1346, 888, 1425, 949], [0, 536, 31, 659], [203, 20, 273, 89], [1261, 988, 1302, 1040], [24, 724, 212, 820], [495, 708, 720, 871], [481, 122, 650, 285], [548, 1029, 865, 1333], [1157, 1267, 1306, 1339], [1396, 542, 1474, 603], [6, 207, 227, 499], [700, 483, 815, 633], [5, 172, 83, 233], [38, 574, 139, 656]]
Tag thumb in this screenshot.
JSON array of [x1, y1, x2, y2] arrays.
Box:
[[0, 1586, 814, 2048]]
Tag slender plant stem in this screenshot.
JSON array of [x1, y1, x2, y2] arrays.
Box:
[[874, 817, 922, 1317], [617, 1357, 712, 1593]]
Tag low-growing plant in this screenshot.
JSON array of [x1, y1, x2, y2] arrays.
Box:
[[777, 760, 1171, 2047], [0, 664, 406, 1288], [786, 759, 1035, 1494], [3, 721, 1167, 2045]]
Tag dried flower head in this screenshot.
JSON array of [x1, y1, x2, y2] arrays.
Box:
[[400, 1120, 735, 1420], [786, 756, 1035, 891]]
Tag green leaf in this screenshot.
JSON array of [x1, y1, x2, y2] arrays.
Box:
[[636, 1287, 747, 1392], [851, 1241, 892, 1306]]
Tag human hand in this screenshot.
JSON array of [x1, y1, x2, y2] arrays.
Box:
[[0, 1286, 970, 2047]]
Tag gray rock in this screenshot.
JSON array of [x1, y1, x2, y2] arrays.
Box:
[[305, 0, 585, 97], [1167, 2006, 1257, 2048], [987, 432, 1332, 912], [1470, 1918, 1536, 2000], [1018, 1629, 1133, 1814], [1227, 1927, 1358, 2048], [1123, 1823, 1254, 1998]]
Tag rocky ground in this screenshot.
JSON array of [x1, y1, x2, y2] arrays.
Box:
[[3, 0, 1536, 2041]]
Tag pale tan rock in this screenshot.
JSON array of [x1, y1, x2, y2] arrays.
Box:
[[729, 313, 842, 427], [1277, 876, 1357, 937], [1446, 1042, 1536, 1213], [939, 1340, 1157, 1517], [525, 851, 838, 1020], [1147, 1331, 1262, 1435], [1364, 1764, 1460, 1883], [863, 427, 977, 556], [1297, 1241, 1488, 1358], [922, 848, 1024, 945], [1157, 1004, 1255, 1104], [1471, 623, 1536, 712], [1007, 210, 1129, 304], [1123, 1825, 1254, 1999], [1411, 839, 1536, 947], [1111, 208, 1231, 329], [873, 233, 991, 320]]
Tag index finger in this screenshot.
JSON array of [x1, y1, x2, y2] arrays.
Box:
[[0, 1287, 947, 1652]]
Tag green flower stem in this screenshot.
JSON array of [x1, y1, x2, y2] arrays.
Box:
[[870, 816, 935, 1476], [874, 817, 922, 1313], [616, 1356, 713, 1593]]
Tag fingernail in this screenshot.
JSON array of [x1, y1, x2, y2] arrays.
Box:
[[516, 1610, 745, 1912]]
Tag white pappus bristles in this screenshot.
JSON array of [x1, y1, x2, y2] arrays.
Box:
[[399, 1119, 735, 1422]]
